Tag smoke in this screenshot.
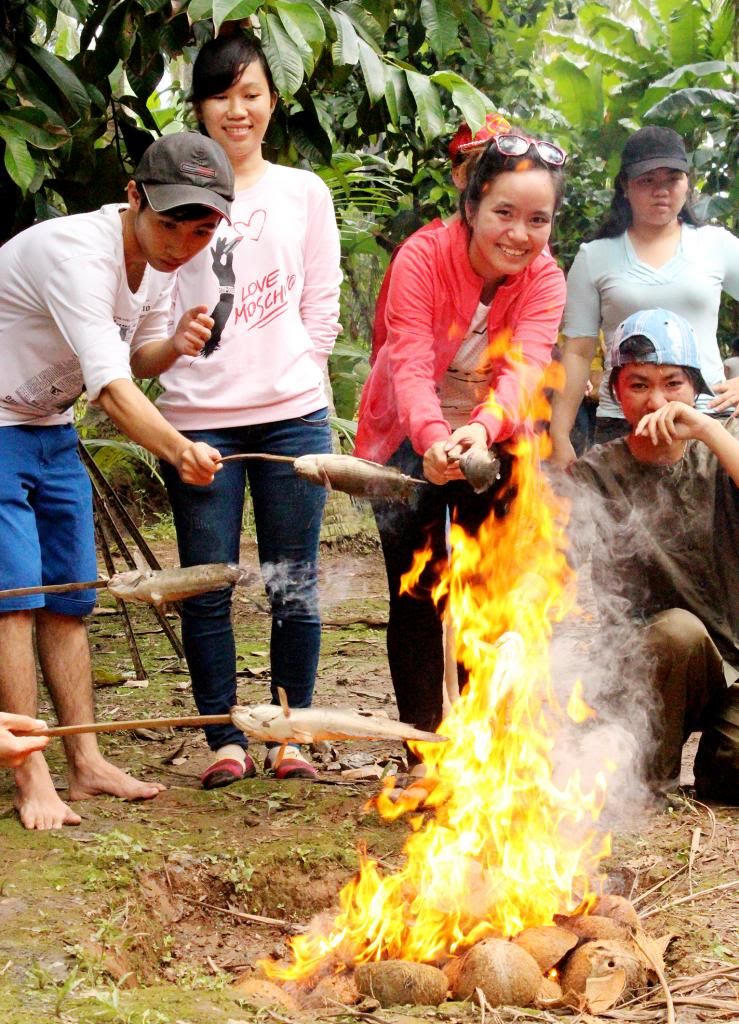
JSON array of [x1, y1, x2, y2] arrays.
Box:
[[548, 465, 679, 827]]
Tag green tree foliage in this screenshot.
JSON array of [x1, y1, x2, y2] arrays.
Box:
[[0, 0, 736, 402]]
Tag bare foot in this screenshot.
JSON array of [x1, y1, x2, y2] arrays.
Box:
[[68, 753, 166, 803], [13, 752, 82, 830]]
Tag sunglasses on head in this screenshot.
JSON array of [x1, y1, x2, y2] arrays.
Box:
[[468, 133, 567, 168]]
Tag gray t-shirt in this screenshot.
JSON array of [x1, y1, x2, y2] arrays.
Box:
[[563, 225, 739, 419], [570, 420, 739, 668]]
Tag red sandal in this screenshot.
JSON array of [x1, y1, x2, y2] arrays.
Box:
[[264, 746, 318, 781], [200, 753, 257, 790]]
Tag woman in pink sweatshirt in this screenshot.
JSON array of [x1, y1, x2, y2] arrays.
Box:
[[136, 34, 342, 789], [354, 134, 567, 756]]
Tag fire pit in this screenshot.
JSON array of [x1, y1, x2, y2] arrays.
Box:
[[246, 427, 669, 1014]]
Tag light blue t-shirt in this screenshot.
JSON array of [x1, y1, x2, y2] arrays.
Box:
[[563, 224, 739, 418]]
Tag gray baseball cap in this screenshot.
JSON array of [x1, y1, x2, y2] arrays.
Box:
[[611, 308, 713, 395], [621, 126, 689, 180], [134, 132, 234, 222]]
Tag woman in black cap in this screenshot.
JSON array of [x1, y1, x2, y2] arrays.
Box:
[[549, 125, 739, 467]]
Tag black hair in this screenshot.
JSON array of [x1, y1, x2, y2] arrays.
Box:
[[189, 34, 277, 109], [608, 335, 702, 399], [594, 158, 702, 240], [730, 336, 739, 356], [134, 185, 220, 222], [460, 139, 566, 226]]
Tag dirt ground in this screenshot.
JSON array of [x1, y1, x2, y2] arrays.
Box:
[[0, 530, 737, 1024]]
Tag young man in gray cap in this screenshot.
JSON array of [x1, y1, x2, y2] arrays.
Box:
[[569, 308, 739, 804], [0, 132, 233, 829]]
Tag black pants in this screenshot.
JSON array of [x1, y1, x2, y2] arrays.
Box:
[[373, 440, 514, 741]]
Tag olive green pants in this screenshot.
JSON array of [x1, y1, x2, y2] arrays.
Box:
[[644, 608, 739, 802]]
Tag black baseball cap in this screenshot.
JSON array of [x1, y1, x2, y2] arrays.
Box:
[[621, 126, 689, 180], [134, 132, 234, 222]]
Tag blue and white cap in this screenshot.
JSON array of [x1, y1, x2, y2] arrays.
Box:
[[611, 308, 713, 395]]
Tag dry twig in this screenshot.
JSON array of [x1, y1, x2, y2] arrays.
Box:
[[177, 892, 296, 929], [688, 826, 701, 894], [641, 878, 739, 918]]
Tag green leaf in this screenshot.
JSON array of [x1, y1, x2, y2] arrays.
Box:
[[665, 0, 710, 66], [330, 9, 359, 66], [0, 36, 15, 84], [213, 0, 262, 33], [275, 1, 326, 54], [357, 38, 385, 106], [335, 1, 384, 49], [649, 60, 736, 89], [3, 134, 37, 193], [644, 86, 738, 120], [405, 69, 445, 142], [289, 109, 333, 163], [259, 12, 305, 96], [49, 0, 91, 17], [420, 0, 459, 59], [710, 1, 735, 58], [461, 9, 490, 60], [546, 55, 602, 129], [273, 2, 322, 75], [24, 42, 91, 116], [187, 0, 214, 21], [0, 108, 70, 150], [431, 71, 488, 132]]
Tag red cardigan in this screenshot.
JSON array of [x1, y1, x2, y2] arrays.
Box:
[[354, 218, 566, 464]]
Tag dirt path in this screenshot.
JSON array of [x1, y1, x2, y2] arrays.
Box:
[[0, 539, 736, 1023]]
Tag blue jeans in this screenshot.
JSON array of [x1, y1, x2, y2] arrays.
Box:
[[161, 409, 331, 752]]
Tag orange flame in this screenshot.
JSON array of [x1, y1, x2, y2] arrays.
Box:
[[264, 362, 611, 984], [567, 679, 597, 724], [399, 541, 433, 597]]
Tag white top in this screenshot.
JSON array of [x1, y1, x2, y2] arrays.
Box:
[[0, 205, 173, 427], [563, 224, 739, 418], [438, 301, 491, 428], [153, 163, 342, 430]]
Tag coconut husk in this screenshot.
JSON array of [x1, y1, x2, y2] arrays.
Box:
[[511, 925, 578, 971], [355, 960, 448, 1007], [231, 975, 299, 1012], [445, 938, 542, 1008], [554, 912, 631, 942], [560, 938, 647, 1009], [591, 893, 640, 929], [301, 971, 361, 1008]]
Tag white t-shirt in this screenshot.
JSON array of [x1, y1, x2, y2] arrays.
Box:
[[563, 224, 739, 418], [0, 205, 173, 426], [152, 163, 342, 430]]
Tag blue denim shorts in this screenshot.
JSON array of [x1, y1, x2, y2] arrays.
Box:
[[0, 425, 97, 615]]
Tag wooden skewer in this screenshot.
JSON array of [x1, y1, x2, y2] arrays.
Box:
[[218, 453, 295, 464], [29, 714, 232, 738], [0, 578, 109, 600]]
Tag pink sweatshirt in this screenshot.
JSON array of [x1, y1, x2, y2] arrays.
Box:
[[153, 163, 342, 429], [354, 218, 566, 464]]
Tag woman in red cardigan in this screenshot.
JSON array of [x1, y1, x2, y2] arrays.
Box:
[[354, 134, 567, 756]]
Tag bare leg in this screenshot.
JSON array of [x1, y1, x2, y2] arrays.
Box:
[[0, 611, 81, 829], [34, 610, 165, 805]]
